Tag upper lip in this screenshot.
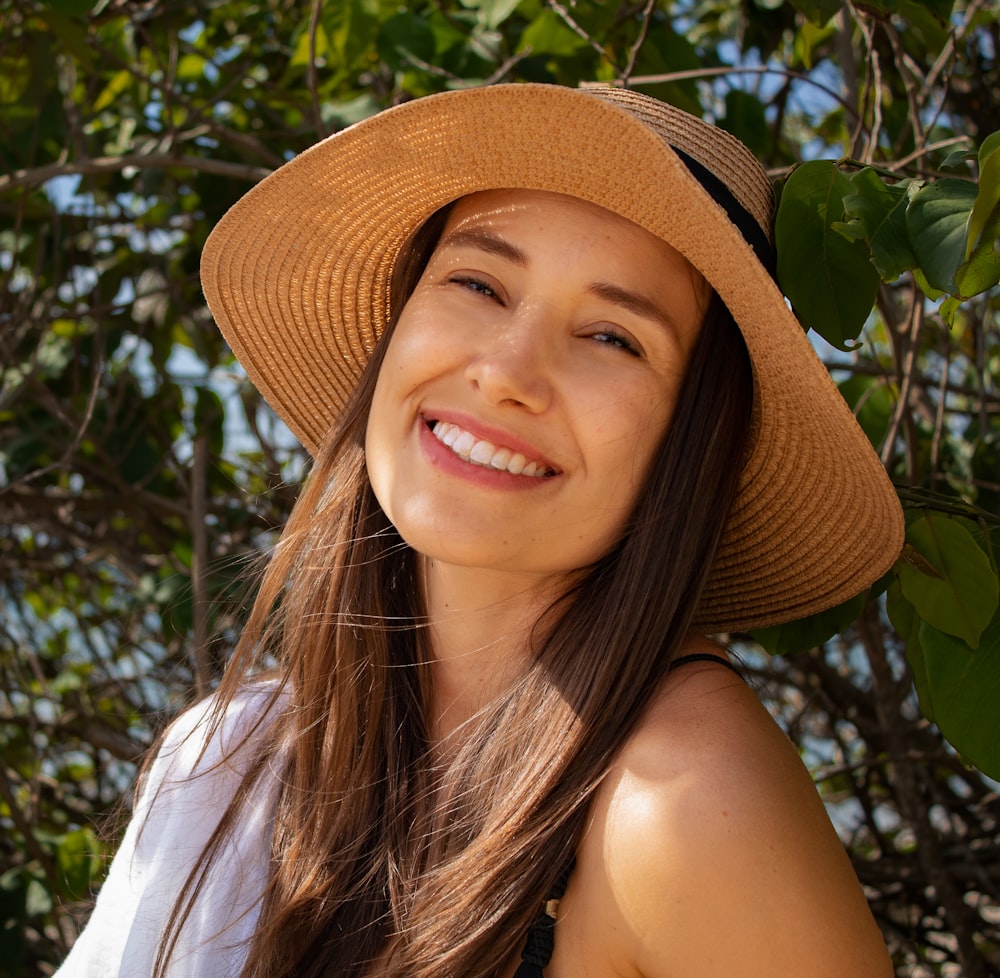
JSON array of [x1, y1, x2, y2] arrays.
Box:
[[422, 410, 562, 475]]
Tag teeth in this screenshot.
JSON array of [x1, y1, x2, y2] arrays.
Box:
[[430, 422, 551, 478]]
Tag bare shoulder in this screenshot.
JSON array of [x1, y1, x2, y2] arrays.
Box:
[[574, 651, 892, 978]]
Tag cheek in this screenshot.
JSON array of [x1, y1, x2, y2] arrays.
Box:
[[597, 393, 674, 506], [364, 333, 416, 496]]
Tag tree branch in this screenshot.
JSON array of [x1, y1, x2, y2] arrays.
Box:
[[0, 154, 270, 194]]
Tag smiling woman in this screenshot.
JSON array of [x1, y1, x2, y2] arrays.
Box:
[[55, 84, 903, 978]]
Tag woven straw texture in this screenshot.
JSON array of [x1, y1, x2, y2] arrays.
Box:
[[201, 83, 904, 633]]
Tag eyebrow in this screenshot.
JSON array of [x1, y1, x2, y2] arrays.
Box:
[[436, 227, 528, 267], [586, 281, 679, 335]]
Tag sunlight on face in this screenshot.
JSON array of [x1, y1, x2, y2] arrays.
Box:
[[366, 189, 708, 584]]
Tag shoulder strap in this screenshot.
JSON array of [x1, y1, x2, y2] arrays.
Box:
[[670, 652, 745, 679], [514, 857, 576, 978]]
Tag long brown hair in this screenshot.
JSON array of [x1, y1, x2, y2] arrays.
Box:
[[153, 202, 754, 978]]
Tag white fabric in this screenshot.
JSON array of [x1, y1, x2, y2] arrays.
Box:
[[55, 686, 282, 977]]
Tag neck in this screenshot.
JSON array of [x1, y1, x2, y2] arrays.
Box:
[[419, 557, 571, 744]]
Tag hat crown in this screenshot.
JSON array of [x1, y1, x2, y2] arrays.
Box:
[[585, 86, 774, 242]]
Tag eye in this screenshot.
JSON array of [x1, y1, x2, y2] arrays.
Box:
[[449, 275, 500, 300], [590, 327, 641, 357]]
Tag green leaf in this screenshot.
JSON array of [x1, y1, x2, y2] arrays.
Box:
[[517, 9, 589, 56], [905, 178, 977, 293], [472, 0, 523, 30], [751, 590, 866, 655], [899, 0, 954, 27], [290, 25, 328, 68], [177, 54, 206, 83], [965, 136, 1000, 254], [721, 89, 769, 159], [776, 161, 881, 349], [897, 513, 999, 648], [838, 373, 894, 449], [953, 133, 1000, 298], [841, 168, 917, 281], [787, 0, 840, 26], [886, 580, 934, 719], [377, 12, 437, 72], [792, 19, 836, 69], [55, 826, 105, 901], [979, 131, 1000, 165], [24, 878, 52, 917], [47, 0, 94, 14], [93, 68, 133, 113], [920, 614, 1000, 779]]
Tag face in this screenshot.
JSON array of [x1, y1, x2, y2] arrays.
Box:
[[365, 189, 708, 583]]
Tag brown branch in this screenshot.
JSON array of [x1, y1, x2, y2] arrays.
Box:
[[190, 434, 212, 697], [0, 154, 270, 194], [584, 66, 857, 118], [619, 0, 657, 86], [857, 608, 993, 978], [880, 281, 924, 468], [546, 0, 613, 65]]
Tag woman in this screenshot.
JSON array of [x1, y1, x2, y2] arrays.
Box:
[[57, 84, 903, 977]]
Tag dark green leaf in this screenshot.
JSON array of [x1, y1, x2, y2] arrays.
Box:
[[887, 580, 934, 719], [377, 12, 438, 72], [954, 134, 1000, 297], [517, 9, 589, 56], [920, 614, 1000, 779], [841, 168, 917, 281], [786, 0, 841, 25], [905, 178, 977, 293], [720, 89, 770, 159], [776, 160, 881, 348], [751, 591, 867, 655], [838, 373, 894, 448], [897, 513, 999, 648]]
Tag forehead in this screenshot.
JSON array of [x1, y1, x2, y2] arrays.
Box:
[[434, 189, 708, 309]]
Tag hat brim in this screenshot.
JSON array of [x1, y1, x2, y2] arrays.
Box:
[[201, 83, 903, 633]]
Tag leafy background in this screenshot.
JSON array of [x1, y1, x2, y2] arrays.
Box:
[[1, 0, 998, 975]]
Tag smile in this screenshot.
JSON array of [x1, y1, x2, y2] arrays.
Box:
[[429, 421, 556, 478]]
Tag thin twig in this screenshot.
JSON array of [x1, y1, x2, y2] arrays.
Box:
[[880, 284, 924, 466], [547, 0, 614, 66], [483, 50, 534, 87], [584, 65, 857, 118], [0, 154, 270, 193], [929, 332, 951, 492], [308, 0, 327, 139], [619, 0, 657, 86]]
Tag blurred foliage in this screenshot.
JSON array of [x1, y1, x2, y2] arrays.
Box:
[[1, 0, 998, 975]]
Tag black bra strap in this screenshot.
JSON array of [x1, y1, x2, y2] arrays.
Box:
[[513, 655, 739, 977], [514, 857, 576, 978], [670, 652, 745, 679]]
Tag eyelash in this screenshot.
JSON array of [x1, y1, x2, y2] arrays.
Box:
[[448, 275, 641, 357], [450, 275, 498, 299], [591, 328, 641, 357]]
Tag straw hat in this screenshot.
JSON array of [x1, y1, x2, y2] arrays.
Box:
[[201, 83, 903, 633]]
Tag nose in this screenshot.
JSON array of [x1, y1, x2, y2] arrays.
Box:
[[464, 309, 554, 412]]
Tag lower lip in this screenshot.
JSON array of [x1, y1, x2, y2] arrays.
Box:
[[418, 420, 557, 490]]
